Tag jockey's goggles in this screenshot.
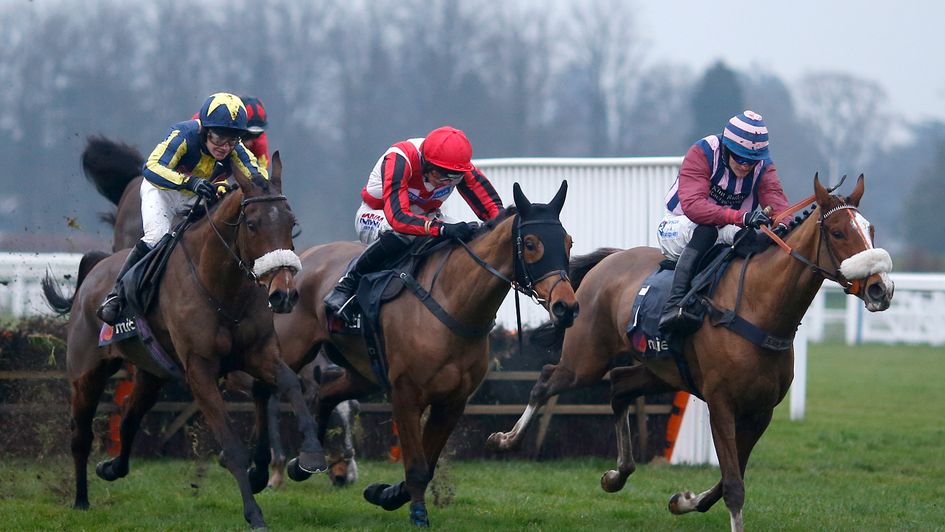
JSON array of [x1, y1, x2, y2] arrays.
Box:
[[729, 152, 759, 167], [207, 129, 242, 148], [433, 165, 466, 181]]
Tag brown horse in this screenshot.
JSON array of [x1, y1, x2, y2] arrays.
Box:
[[82, 135, 359, 489], [487, 175, 894, 531], [273, 181, 579, 526], [44, 156, 327, 529]]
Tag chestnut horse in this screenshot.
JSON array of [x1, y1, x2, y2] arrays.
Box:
[[487, 175, 894, 531], [81, 135, 359, 488], [273, 181, 579, 526], [44, 158, 327, 529]]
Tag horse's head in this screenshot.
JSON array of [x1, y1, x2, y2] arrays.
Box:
[[813, 173, 894, 312], [512, 180, 580, 327], [229, 152, 302, 313]]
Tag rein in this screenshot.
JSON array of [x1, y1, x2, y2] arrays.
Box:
[[182, 192, 290, 323], [759, 194, 859, 294]]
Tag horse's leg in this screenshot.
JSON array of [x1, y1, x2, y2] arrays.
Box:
[[271, 362, 327, 477], [95, 368, 165, 482], [265, 393, 286, 490], [487, 358, 603, 451], [363, 383, 428, 525], [600, 364, 674, 493], [187, 357, 267, 529], [246, 380, 274, 494], [666, 399, 746, 532], [70, 358, 123, 510]]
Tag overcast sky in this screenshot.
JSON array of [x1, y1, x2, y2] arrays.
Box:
[[637, 0, 945, 124]]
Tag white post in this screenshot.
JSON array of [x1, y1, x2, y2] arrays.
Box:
[[790, 320, 808, 421]]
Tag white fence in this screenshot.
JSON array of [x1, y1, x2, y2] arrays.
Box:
[[0, 252, 83, 317]]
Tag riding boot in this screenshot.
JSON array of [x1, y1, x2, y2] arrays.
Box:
[[324, 232, 411, 323], [97, 240, 151, 325], [658, 226, 715, 334]]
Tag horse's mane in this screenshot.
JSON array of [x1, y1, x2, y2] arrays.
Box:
[[470, 205, 518, 239]]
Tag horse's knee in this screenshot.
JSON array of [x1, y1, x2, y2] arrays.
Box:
[[721, 479, 745, 511]]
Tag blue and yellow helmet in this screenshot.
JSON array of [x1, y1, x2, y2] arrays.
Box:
[[198, 93, 248, 133]]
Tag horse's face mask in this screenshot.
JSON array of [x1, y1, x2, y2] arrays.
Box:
[[512, 181, 579, 327]]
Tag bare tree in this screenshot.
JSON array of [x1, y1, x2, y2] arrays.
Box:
[[795, 72, 890, 183]]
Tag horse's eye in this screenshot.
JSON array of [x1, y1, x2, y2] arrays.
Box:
[[246, 220, 258, 231], [831, 230, 844, 239], [524, 239, 537, 251]]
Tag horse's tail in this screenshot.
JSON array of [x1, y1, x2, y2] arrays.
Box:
[[530, 247, 623, 351], [82, 135, 144, 207], [42, 251, 110, 315]]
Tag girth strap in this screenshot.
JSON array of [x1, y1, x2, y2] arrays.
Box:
[[399, 272, 495, 338], [700, 297, 794, 351]]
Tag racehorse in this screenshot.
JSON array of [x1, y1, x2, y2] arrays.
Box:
[[82, 135, 361, 488], [44, 158, 327, 529], [486, 175, 894, 531], [273, 181, 580, 526]]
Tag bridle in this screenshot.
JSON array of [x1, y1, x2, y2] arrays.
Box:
[[456, 215, 571, 306], [759, 193, 870, 297], [181, 192, 299, 322]]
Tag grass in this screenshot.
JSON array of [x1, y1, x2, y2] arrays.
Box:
[[1, 342, 944, 530]]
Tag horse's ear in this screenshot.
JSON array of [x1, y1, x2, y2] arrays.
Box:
[[269, 151, 283, 191], [548, 180, 568, 217], [847, 173, 865, 206], [513, 182, 532, 218], [814, 172, 830, 206]]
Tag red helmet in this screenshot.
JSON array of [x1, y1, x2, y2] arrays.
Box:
[[241, 95, 268, 134], [420, 126, 473, 173]]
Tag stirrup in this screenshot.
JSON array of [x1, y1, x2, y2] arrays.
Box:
[[335, 295, 359, 323], [97, 294, 121, 325]]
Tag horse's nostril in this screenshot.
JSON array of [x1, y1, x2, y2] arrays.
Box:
[[269, 291, 286, 309], [867, 282, 885, 301]]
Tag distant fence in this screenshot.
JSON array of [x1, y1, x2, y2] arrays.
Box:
[[0, 252, 83, 317]]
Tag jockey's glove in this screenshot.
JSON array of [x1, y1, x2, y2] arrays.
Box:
[[440, 221, 477, 241], [185, 177, 217, 201], [743, 206, 773, 229]]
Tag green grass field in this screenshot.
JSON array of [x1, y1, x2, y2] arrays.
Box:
[[2, 342, 944, 531]]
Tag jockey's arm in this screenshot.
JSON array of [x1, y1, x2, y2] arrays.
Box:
[[457, 166, 503, 221]]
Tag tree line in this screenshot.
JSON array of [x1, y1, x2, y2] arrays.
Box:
[[1, 0, 941, 268]]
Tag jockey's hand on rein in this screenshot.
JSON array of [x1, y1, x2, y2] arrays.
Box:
[[440, 221, 477, 241], [185, 177, 217, 201], [743, 206, 773, 229]]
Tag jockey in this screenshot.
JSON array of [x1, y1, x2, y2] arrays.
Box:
[[97, 92, 269, 325], [190, 95, 270, 168], [323, 125, 503, 322], [657, 110, 791, 333], [239, 95, 270, 169]]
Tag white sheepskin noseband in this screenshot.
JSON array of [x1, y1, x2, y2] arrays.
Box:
[[839, 248, 892, 279], [253, 249, 302, 277]]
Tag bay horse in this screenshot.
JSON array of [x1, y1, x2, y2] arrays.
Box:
[[81, 135, 359, 489], [273, 181, 579, 526], [44, 157, 327, 529], [487, 175, 894, 531]]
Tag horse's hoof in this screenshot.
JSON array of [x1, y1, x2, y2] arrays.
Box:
[[297, 450, 328, 474], [485, 432, 512, 452], [286, 458, 312, 482], [364, 482, 411, 511], [600, 469, 628, 493], [95, 459, 128, 482], [409, 502, 430, 527], [73, 500, 90, 511], [668, 491, 698, 514], [248, 466, 269, 494]]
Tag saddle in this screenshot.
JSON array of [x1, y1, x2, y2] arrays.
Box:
[[97, 208, 206, 380], [329, 237, 456, 389], [626, 229, 795, 397]]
